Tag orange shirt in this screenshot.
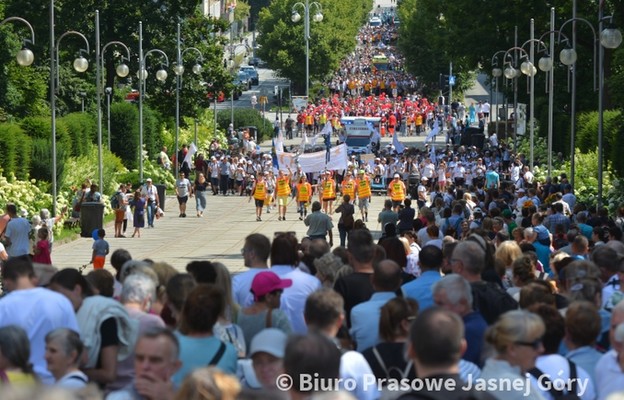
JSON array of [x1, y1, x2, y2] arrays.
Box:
[[341, 179, 356, 199], [276, 176, 291, 196], [388, 180, 406, 201], [356, 176, 372, 198], [253, 180, 267, 200], [297, 182, 313, 202]]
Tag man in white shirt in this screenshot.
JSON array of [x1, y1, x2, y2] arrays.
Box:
[[596, 301, 624, 399], [0, 258, 80, 384], [232, 234, 271, 307], [482, 101, 491, 120], [2, 203, 31, 259]]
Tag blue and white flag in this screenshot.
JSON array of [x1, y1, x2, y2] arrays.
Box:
[[393, 127, 405, 154], [430, 144, 436, 163], [425, 119, 440, 143]]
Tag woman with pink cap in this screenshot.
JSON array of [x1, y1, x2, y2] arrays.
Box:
[[237, 271, 293, 352]]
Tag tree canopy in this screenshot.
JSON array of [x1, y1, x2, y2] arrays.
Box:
[[256, 0, 373, 94]]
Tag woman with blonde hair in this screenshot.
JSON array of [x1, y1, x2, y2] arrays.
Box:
[[480, 310, 545, 400], [174, 367, 241, 400], [495, 240, 523, 289]]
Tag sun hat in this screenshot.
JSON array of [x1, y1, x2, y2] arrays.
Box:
[[251, 271, 292, 301]]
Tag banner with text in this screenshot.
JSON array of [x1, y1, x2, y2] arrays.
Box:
[[277, 144, 349, 173]]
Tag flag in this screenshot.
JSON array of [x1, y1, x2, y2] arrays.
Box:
[[425, 119, 440, 143], [430, 144, 436, 163], [320, 121, 333, 137], [182, 143, 197, 169], [275, 129, 284, 153], [300, 132, 309, 149], [366, 121, 381, 143], [393, 127, 405, 154]]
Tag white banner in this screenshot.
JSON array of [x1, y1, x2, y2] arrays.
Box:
[[276, 144, 348, 173], [291, 96, 308, 112]]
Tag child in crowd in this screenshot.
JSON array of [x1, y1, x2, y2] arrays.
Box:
[[32, 227, 52, 265], [91, 229, 110, 269]]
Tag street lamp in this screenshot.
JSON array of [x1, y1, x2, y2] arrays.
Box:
[[174, 22, 204, 178], [138, 21, 169, 182], [490, 50, 507, 136], [51, 27, 90, 215], [105, 87, 112, 148], [291, 0, 323, 98], [0, 17, 35, 66], [95, 10, 131, 194], [558, 10, 621, 203]]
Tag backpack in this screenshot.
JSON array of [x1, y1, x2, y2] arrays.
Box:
[[110, 192, 121, 210], [470, 281, 518, 324], [528, 359, 580, 400]]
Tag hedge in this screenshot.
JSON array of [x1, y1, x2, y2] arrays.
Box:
[[216, 108, 273, 143]]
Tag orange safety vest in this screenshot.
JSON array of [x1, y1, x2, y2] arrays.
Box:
[[322, 179, 336, 200], [341, 179, 355, 199], [389, 180, 405, 201], [297, 182, 312, 202], [253, 181, 267, 200], [305, 114, 314, 125], [356, 177, 371, 198], [276, 177, 291, 197]]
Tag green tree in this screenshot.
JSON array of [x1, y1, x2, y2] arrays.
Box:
[[256, 0, 372, 94]]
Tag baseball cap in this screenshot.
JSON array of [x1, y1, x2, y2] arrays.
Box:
[[359, 169, 365, 174], [251, 271, 292, 301], [421, 176, 428, 181], [249, 328, 288, 358], [501, 209, 513, 218], [146, 178, 152, 182], [394, 173, 400, 179], [473, 207, 483, 215]]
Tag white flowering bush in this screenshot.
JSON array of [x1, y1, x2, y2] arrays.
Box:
[[0, 171, 58, 228]]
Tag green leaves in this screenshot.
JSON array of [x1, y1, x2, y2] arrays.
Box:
[[256, 0, 372, 94]]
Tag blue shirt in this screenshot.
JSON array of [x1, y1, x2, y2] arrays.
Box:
[[462, 311, 488, 367], [401, 270, 442, 310], [349, 292, 396, 352], [566, 346, 604, 386], [172, 334, 238, 387]]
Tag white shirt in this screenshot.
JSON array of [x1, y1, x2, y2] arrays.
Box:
[[231, 268, 267, 307], [596, 350, 624, 400], [482, 102, 491, 113], [5, 217, 31, 257], [271, 265, 322, 334], [0, 288, 80, 384], [340, 350, 379, 400], [533, 354, 595, 400]]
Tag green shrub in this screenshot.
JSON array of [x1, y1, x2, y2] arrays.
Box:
[[61, 112, 97, 157], [0, 123, 31, 179], [116, 159, 175, 191], [576, 110, 622, 175], [216, 108, 273, 143], [110, 102, 140, 169]]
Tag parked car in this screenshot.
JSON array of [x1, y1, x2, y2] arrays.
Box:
[[249, 57, 267, 68], [239, 65, 259, 85]]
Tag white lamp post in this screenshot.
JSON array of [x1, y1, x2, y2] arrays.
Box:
[[291, 0, 323, 99], [138, 21, 169, 182], [95, 10, 131, 194], [558, 9, 621, 204], [174, 22, 204, 179], [51, 27, 90, 215]]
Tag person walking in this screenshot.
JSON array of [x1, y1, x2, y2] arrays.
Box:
[[140, 178, 159, 228], [335, 194, 355, 247], [276, 168, 293, 221], [131, 189, 146, 238], [194, 173, 209, 217], [250, 173, 267, 221], [296, 175, 313, 220], [304, 201, 334, 246], [175, 171, 192, 218]]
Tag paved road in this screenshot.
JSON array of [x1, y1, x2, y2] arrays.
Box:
[[51, 131, 427, 275]]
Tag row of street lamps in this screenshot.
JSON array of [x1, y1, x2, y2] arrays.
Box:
[[490, 6, 622, 208], [1, 10, 207, 213]]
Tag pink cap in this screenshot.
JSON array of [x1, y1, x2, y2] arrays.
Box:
[[251, 271, 292, 301]]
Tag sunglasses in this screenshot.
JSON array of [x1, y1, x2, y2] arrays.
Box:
[[514, 337, 543, 350]]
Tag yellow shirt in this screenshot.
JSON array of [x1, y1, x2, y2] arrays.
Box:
[[297, 182, 313, 202], [253, 181, 266, 200], [276, 176, 291, 197], [356, 177, 371, 198], [341, 179, 356, 199], [389, 180, 406, 201], [322, 179, 336, 200]]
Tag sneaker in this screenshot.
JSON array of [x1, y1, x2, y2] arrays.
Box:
[[278, 216, 282, 221], [179, 213, 183, 218], [257, 217, 261, 221], [282, 216, 286, 221], [182, 213, 186, 218], [267, 209, 271, 213], [299, 216, 303, 220]]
